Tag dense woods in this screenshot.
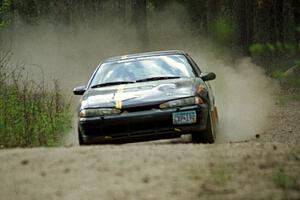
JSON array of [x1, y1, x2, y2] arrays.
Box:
[[1, 0, 299, 55]]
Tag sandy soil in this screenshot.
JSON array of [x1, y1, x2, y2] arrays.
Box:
[[0, 101, 299, 200]]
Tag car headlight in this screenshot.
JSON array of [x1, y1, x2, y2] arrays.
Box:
[[159, 97, 204, 109], [80, 108, 121, 118]]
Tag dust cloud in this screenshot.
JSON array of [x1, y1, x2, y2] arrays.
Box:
[[193, 55, 276, 142], [1, 4, 276, 144], [3, 22, 140, 90]]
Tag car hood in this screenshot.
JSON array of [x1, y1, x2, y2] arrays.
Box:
[[81, 78, 205, 109]]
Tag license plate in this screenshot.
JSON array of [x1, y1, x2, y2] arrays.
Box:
[[172, 111, 197, 125]]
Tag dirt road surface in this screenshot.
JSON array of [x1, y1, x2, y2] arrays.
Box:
[[0, 101, 299, 200]]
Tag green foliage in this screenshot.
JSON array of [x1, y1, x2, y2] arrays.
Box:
[[0, 52, 72, 148], [249, 42, 300, 56], [266, 43, 275, 52], [277, 94, 300, 106], [273, 168, 295, 190], [249, 43, 265, 56], [0, 82, 72, 148], [250, 42, 300, 74], [295, 59, 300, 67], [271, 71, 285, 81], [272, 68, 300, 90], [285, 78, 300, 89], [0, 0, 11, 14], [0, 0, 12, 28], [272, 168, 299, 200], [210, 164, 231, 185], [212, 17, 235, 44]]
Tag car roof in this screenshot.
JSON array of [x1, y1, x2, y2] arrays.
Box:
[[102, 50, 187, 63]]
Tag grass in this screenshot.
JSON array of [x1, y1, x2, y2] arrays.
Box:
[[210, 163, 231, 186], [0, 49, 72, 148], [272, 68, 300, 106], [273, 168, 295, 190], [272, 69, 300, 89], [277, 94, 300, 106], [272, 168, 297, 200]]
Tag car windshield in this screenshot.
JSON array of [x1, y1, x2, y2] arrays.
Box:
[[90, 54, 195, 87]]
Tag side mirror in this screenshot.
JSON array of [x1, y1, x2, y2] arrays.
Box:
[[73, 85, 86, 95], [200, 72, 216, 81]]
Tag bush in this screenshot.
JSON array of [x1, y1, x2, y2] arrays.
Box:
[[272, 70, 300, 90], [0, 50, 72, 148]]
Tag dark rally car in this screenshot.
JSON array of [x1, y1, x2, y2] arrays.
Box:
[[73, 50, 218, 145]]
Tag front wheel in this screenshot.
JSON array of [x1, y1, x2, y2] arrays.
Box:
[[78, 129, 86, 145], [192, 111, 216, 143]]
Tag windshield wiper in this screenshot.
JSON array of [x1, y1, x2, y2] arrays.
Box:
[[91, 81, 135, 88], [91, 77, 181, 88], [136, 76, 180, 83]]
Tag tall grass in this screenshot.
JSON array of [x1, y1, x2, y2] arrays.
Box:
[[0, 49, 72, 148]]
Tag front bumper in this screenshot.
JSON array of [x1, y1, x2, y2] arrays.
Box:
[[78, 104, 208, 144]]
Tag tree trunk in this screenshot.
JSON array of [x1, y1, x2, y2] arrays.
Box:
[[274, 0, 284, 42], [292, 0, 300, 43], [206, 0, 219, 34], [252, 0, 273, 43], [132, 0, 149, 50], [234, 0, 253, 52]]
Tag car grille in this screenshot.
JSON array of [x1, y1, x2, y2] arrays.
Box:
[[102, 117, 172, 135], [83, 113, 173, 137], [122, 105, 159, 113]]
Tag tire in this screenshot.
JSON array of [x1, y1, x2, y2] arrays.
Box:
[[192, 111, 215, 143], [78, 129, 86, 145]]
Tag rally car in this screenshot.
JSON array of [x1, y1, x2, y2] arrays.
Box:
[[73, 50, 218, 145]]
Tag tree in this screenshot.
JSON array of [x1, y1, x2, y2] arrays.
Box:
[[0, 0, 11, 28], [132, 0, 149, 49], [292, 0, 300, 43]]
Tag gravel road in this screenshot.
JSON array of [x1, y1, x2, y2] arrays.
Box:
[[0, 101, 299, 200]]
